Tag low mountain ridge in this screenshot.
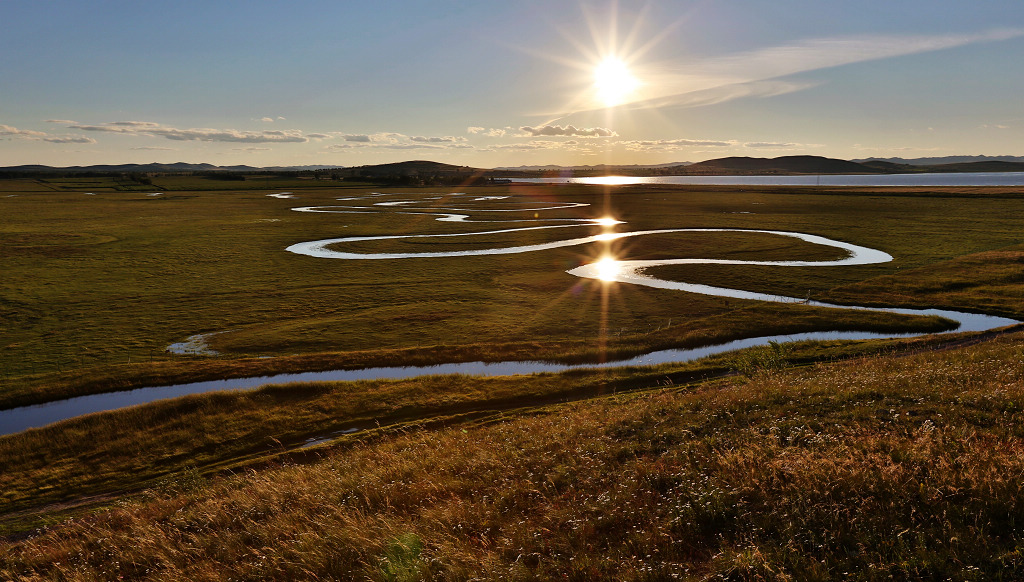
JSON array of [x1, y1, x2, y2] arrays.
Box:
[[0, 162, 340, 174], [855, 155, 1024, 165], [682, 155, 884, 175], [4, 155, 1024, 179]]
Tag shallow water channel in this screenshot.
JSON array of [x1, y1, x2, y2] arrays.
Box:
[[2, 193, 1017, 436]]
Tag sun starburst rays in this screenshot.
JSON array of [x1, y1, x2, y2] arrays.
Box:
[[594, 57, 641, 107]]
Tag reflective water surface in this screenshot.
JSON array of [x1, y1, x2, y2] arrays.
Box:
[[514, 172, 1024, 187]]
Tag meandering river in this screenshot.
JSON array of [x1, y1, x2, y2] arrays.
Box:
[[1, 192, 1016, 436]]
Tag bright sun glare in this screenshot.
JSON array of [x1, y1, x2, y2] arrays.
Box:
[[595, 256, 621, 282], [593, 57, 639, 107]]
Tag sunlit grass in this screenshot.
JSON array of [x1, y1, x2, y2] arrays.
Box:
[[4, 331, 1024, 579]]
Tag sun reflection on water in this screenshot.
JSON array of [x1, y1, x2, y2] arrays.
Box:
[[594, 256, 622, 281], [576, 176, 651, 186]]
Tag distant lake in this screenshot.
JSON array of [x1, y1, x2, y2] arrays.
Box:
[[510, 172, 1024, 187]]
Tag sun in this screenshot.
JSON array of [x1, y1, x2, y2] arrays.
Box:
[[593, 57, 639, 107]]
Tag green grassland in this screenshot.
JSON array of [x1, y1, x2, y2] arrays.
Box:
[[2, 184, 1023, 408], [2, 182, 1024, 578]]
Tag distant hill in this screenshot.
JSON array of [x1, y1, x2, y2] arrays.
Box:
[[681, 155, 884, 175], [859, 160, 917, 173], [0, 162, 343, 175], [6, 155, 1024, 180], [859, 160, 1024, 174], [334, 160, 504, 185], [855, 155, 1024, 166], [341, 160, 484, 177], [928, 161, 1024, 173]]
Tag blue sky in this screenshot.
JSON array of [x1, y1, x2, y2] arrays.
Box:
[[2, 0, 1023, 167]]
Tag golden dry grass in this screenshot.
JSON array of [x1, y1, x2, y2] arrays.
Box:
[[4, 332, 1024, 580]]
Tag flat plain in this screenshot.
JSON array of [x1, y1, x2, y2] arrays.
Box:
[[3, 182, 1022, 401], [2, 179, 1024, 579]]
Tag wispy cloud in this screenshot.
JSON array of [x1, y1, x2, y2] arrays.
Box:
[[410, 135, 467, 143], [0, 124, 47, 137], [621, 138, 735, 152], [520, 124, 616, 137], [70, 121, 310, 143], [380, 143, 447, 150], [638, 80, 818, 110], [743, 141, 813, 149], [131, 146, 177, 151], [45, 119, 77, 124], [326, 132, 476, 151], [575, 27, 1024, 112], [108, 121, 161, 127], [43, 136, 97, 144], [468, 126, 510, 137], [491, 141, 561, 151], [3, 123, 97, 144], [487, 140, 594, 152]]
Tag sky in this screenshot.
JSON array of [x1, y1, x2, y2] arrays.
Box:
[[2, 0, 1023, 168]]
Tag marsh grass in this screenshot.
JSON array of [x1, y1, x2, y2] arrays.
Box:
[[4, 184, 1016, 405], [731, 340, 794, 377], [3, 331, 1024, 580], [0, 301, 955, 410]]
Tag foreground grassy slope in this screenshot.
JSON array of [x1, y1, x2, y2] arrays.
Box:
[[4, 330, 1024, 580], [2, 330, 974, 520]]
